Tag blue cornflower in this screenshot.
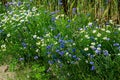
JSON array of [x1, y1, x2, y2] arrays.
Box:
[[91, 66, 95, 70], [113, 43, 119, 47], [34, 56, 38, 60], [95, 49, 101, 54], [56, 49, 60, 52], [90, 61, 94, 65], [103, 50, 109, 56], [0, 30, 3, 33], [72, 48, 76, 52], [47, 51, 51, 54], [50, 10, 60, 15], [66, 25, 70, 28], [58, 0, 63, 5], [26, 4, 30, 8], [54, 33, 60, 39], [18, 1, 22, 6], [105, 21, 110, 25], [51, 17, 56, 22], [84, 26, 87, 30], [48, 60, 54, 65], [50, 12, 56, 15], [59, 51, 64, 56], [78, 28, 82, 31], [97, 44, 102, 47], [22, 42, 27, 48], [114, 31, 119, 34], [46, 45, 51, 49], [72, 55, 77, 59], [90, 55, 94, 58], [117, 46, 120, 51], [59, 39, 64, 43], [68, 20, 71, 22], [5, 3, 9, 8], [59, 64, 63, 68], [91, 47, 96, 51], [68, 39, 73, 43], [106, 38, 110, 41], [60, 43, 65, 48], [72, 8, 77, 14], [76, 58, 80, 61], [19, 58, 24, 61], [90, 36, 95, 40], [49, 26, 55, 31]]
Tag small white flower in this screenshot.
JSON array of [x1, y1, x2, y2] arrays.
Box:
[[85, 35, 90, 39], [33, 35, 37, 38], [97, 47, 101, 50], [35, 49, 39, 52], [93, 30, 97, 33], [101, 28, 105, 31], [118, 53, 120, 56], [80, 30, 85, 33], [65, 52, 69, 56], [109, 20, 113, 24], [96, 19, 99, 21], [47, 39, 50, 41], [73, 43, 76, 45], [106, 30, 111, 33], [103, 37, 106, 39], [37, 37, 40, 39], [32, 7, 37, 12], [7, 33, 11, 37], [36, 13, 40, 16], [90, 46, 95, 49], [85, 60, 88, 63], [60, 14, 64, 17], [95, 37, 98, 40], [54, 42, 58, 45], [41, 44, 46, 46], [56, 15, 60, 19], [20, 19, 24, 23], [84, 47, 89, 51], [41, 39, 44, 42], [118, 28, 120, 31], [88, 22, 92, 26], [1, 44, 6, 48], [102, 37, 110, 41], [97, 33, 101, 37], [1, 44, 6, 51], [45, 33, 50, 37], [27, 75, 30, 78], [91, 42, 95, 45], [36, 41, 41, 46]]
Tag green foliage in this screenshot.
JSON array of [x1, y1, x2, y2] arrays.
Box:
[[0, 2, 6, 13], [30, 64, 49, 80], [0, 1, 120, 80]]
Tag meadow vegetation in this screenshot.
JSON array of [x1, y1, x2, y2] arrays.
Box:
[[0, 0, 120, 80]]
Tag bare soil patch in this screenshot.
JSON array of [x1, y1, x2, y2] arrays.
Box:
[[0, 65, 16, 80]]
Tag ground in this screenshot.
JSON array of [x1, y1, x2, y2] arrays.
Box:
[[0, 65, 15, 80]]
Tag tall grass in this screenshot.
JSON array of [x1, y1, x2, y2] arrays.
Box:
[[1, 0, 120, 23], [27, 0, 120, 23]]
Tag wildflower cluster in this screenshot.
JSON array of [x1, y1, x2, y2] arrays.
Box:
[[0, 1, 120, 80]]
